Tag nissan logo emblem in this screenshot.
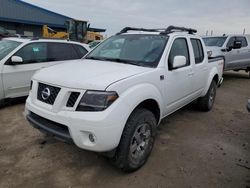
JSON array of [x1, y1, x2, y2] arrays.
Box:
[[41, 87, 51, 100]]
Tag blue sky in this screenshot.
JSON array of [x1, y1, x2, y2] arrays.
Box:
[[24, 0, 250, 36]]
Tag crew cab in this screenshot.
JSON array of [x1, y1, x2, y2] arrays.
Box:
[[203, 35, 250, 75], [0, 37, 90, 105], [25, 26, 224, 172]]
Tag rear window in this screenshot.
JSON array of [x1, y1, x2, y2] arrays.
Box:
[[191, 39, 204, 64], [203, 37, 227, 47], [47, 43, 79, 61]]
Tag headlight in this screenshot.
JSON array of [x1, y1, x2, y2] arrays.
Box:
[[76, 90, 119, 111]]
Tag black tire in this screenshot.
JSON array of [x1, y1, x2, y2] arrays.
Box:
[[198, 80, 217, 111], [112, 108, 157, 172]]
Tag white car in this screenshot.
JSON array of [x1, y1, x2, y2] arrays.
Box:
[[0, 37, 90, 104], [25, 26, 224, 172]]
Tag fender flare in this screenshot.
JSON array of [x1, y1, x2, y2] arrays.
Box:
[[202, 67, 219, 96], [119, 83, 163, 119]]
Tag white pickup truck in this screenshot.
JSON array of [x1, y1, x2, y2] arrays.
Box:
[[25, 26, 224, 172]]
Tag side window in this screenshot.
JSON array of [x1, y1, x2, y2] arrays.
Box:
[[73, 45, 88, 58], [47, 43, 79, 61], [168, 38, 190, 70], [14, 43, 47, 64], [191, 39, 204, 64], [236, 37, 248, 47], [226, 37, 236, 47]]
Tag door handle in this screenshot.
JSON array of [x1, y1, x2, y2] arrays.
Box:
[[188, 72, 194, 76]]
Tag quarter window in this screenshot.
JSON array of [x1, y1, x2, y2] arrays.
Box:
[[168, 38, 190, 70], [14, 42, 47, 64], [191, 39, 204, 64], [73, 45, 88, 58]]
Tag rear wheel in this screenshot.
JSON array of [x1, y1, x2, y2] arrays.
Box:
[[198, 80, 217, 111], [112, 108, 157, 172]]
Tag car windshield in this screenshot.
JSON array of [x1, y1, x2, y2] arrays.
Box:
[[85, 34, 168, 68], [203, 37, 227, 47], [0, 39, 22, 60]]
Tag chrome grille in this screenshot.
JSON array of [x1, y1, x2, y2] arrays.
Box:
[[37, 83, 61, 105]]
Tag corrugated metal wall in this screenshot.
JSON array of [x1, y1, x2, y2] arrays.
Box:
[[0, 0, 70, 28]]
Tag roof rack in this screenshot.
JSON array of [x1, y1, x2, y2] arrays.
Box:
[[116, 25, 197, 35]]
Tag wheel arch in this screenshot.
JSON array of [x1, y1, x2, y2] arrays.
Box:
[[202, 68, 219, 96]]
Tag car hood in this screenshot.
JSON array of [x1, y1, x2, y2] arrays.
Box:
[[33, 59, 152, 90], [206, 46, 223, 57]]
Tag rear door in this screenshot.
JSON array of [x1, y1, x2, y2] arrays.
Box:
[[165, 37, 195, 114], [190, 38, 208, 96], [2, 42, 48, 98]]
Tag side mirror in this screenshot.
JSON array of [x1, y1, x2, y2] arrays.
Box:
[[232, 40, 242, 49], [11, 56, 23, 64], [247, 99, 250, 112], [172, 56, 186, 69]]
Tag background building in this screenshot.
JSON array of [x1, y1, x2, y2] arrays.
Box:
[[0, 0, 105, 37]]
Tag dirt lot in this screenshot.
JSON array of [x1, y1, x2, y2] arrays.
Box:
[[0, 71, 249, 188]]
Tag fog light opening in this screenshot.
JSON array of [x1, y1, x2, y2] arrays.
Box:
[[89, 133, 96, 143]]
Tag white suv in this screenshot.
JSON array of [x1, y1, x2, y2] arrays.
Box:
[[0, 37, 90, 104], [25, 26, 223, 172]]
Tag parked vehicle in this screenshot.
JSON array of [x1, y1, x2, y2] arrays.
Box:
[[203, 35, 250, 75], [25, 26, 224, 172], [247, 99, 250, 112], [0, 37, 90, 104]]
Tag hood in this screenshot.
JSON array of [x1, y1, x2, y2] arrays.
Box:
[[206, 46, 223, 57], [33, 59, 152, 90]]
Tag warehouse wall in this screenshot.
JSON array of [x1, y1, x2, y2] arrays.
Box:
[[0, 21, 42, 36], [0, 0, 70, 28]]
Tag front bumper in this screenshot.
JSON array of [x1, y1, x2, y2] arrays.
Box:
[[26, 112, 73, 143], [25, 93, 130, 152]]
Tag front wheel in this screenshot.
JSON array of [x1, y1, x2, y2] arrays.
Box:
[[198, 80, 217, 111], [112, 108, 157, 172]]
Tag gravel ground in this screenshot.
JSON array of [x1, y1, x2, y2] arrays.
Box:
[[0, 71, 249, 188]]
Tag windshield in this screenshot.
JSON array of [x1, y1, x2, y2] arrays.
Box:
[[86, 34, 168, 67], [203, 37, 227, 47], [0, 39, 22, 61]]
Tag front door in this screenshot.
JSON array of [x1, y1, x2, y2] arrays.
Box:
[[2, 42, 48, 98], [165, 37, 194, 114], [224, 36, 249, 70]]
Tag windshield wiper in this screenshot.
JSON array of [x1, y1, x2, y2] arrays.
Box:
[[85, 56, 109, 61], [85, 56, 152, 67]]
